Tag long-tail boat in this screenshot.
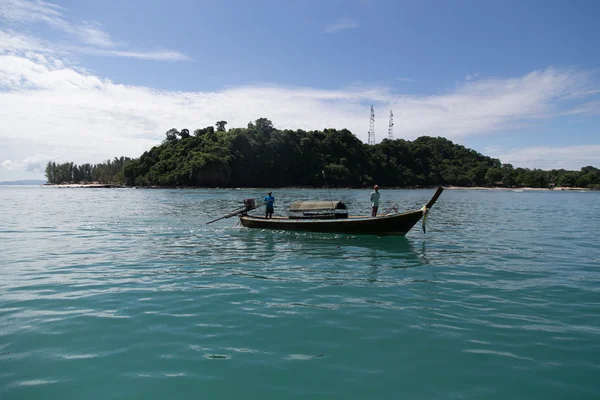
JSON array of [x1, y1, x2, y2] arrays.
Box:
[[208, 187, 444, 236]]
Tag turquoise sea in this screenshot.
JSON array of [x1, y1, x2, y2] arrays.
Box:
[[1, 186, 599, 399]]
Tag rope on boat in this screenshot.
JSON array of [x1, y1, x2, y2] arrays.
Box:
[[381, 203, 399, 216], [421, 187, 444, 233]]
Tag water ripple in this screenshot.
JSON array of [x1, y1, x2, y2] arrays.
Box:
[[1, 187, 599, 399]]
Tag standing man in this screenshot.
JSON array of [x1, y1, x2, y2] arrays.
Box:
[[370, 185, 380, 217], [264, 191, 275, 219]]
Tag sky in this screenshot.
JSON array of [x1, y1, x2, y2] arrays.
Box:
[[1, 0, 599, 181]]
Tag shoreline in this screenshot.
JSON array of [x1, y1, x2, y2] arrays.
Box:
[[43, 183, 125, 188], [443, 186, 592, 191], [41, 183, 595, 191]]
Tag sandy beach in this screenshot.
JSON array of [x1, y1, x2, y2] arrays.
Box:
[[443, 186, 592, 191], [44, 183, 124, 188]]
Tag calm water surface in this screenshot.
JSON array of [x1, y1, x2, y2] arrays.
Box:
[[1, 187, 599, 399]]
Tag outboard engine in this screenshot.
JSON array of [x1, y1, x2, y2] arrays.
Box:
[[243, 198, 256, 211]]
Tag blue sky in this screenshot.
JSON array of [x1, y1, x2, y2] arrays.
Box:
[[1, 0, 599, 180]]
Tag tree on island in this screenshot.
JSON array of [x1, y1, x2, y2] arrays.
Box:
[[44, 118, 600, 189], [215, 121, 227, 132]]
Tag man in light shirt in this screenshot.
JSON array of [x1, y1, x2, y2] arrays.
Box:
[[370, 185, 380, 217]]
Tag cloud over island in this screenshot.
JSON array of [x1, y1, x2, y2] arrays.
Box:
[[1, 1, 599, 178], [2, 49, 599, 174]]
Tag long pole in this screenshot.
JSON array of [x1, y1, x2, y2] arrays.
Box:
[[321, 170, 334, 210], [206, 201, 257, 224]]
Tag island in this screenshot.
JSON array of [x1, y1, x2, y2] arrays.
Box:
[[43, 118, 600, 190]]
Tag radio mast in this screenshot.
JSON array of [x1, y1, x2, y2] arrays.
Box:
[[368, 105, 375, 145], [388, 110, 394, 140]]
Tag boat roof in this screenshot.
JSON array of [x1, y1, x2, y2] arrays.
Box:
[[289, 200, 347, 211]]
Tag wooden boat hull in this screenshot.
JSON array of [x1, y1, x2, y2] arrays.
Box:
[[239, 209, 426, 236], [235, 187, 444, 236]]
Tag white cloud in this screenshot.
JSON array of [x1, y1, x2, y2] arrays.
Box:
[[568, 100, 600, 116], [483, 146, 504, 155], [1, 153, 53, 173], [324, 18, 359, 34], [0, 29, 51, 54], [77, 47, 191, 61], [0, 0, 113, 46], [0, 29, 190, 62], [0, 0, 188, 61], [0, 51, 599, 179], [495, 145, 600, 170], [73, 22, 115, 48], [396, 77, 414, 82], [0, 0, 65, 28]]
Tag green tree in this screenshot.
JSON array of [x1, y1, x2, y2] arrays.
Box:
[[215, 121, 227, 132], [45, 161, 54, 184], [485, 167, 503, 186], [179, 129, 190, 139], [501, 164, 517, 187], [55, 119, 599, 189], [255, 118, 274, 136], [164, 128, 179, 143]]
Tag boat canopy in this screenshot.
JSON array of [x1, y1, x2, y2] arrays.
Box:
[[289, 200, 347, 212]]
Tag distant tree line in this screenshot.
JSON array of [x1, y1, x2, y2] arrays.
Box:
[[44, 157, 131, 184], [46, 118, 600, 189]]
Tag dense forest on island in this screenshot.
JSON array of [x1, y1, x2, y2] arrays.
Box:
[[45, 157, 131, 186], [44, 118, 600, 189]]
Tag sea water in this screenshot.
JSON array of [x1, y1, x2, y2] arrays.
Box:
[[1, 186, 599, 399]]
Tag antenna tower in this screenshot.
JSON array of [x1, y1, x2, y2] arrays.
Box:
[[368, 105, 375, 145], [388, 110, 394, 140]]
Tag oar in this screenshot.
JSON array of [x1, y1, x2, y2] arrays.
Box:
[[206, 209, 243, 225], [206, 201, 258, 225]]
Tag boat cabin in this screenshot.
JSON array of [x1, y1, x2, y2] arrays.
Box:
[[288, 200, 348, 219]]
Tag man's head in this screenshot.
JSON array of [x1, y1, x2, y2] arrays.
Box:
[[374, 185, 379, 192], [268, 191, 272, 196]]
